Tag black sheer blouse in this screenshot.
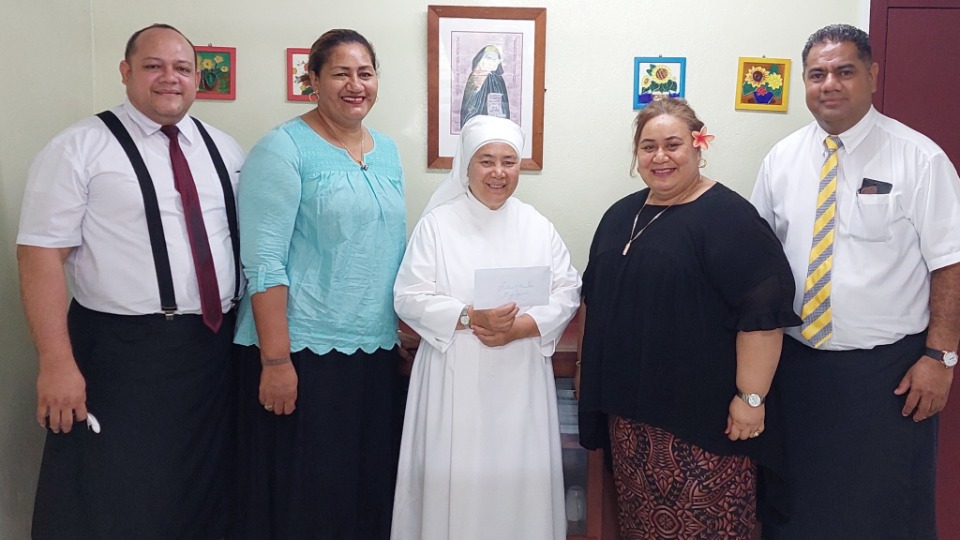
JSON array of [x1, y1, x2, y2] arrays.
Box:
[[578, 183, 801, 467]]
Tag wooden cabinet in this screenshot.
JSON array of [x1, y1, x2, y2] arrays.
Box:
[[558, 432, 605, 539], [553, 317, 617, 540]]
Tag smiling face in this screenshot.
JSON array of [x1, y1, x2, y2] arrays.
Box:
[[635, 114, 702, 202], [309, 42, 378, 128], [120, 27, 198, 125], [467, 142, 521, 210], [803, 40, 878, 135]]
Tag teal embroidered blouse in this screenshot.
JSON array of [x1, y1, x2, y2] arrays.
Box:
[[233, 117, 406, 355]]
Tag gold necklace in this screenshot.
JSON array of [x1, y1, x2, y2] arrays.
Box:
[[622, 177, 702, 256], [316, 109, 367, 170]]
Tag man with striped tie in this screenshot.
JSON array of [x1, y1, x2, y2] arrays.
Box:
[[751, 24, 960, 540]]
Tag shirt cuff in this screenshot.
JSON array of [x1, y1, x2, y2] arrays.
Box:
[[243, 264, 290, 294]]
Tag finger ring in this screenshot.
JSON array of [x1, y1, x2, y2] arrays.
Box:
[[750, 431, 761, 438], [264, 404, 274, 411]]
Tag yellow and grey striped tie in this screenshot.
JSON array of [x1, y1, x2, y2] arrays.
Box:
[[800, 135, 842, 348]]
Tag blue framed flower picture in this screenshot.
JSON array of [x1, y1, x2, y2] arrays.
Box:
[[633, 57, 686, 109]]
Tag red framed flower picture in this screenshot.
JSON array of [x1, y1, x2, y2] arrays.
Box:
[[195, 46, 236, 101], [287, 48, 313, 102]]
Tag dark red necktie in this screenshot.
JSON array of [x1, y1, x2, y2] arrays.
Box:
[[160, 124, 223, 332]]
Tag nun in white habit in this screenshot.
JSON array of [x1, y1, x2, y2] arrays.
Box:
[[391, 115, 581, 540]]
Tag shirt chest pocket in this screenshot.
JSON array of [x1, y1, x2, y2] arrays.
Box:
[[847, 193, 894, 243]]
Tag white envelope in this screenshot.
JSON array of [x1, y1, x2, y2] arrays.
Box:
[[473, 266, 550, 309]]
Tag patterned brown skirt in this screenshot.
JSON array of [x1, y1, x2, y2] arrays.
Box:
[[608, 416, 756, 539]]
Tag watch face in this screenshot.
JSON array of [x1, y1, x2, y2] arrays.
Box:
[[747, 394, 762, 407], [945, 352, 958, 367], [460, 315, 471, 326]]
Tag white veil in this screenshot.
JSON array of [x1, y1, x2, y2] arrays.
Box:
[[420, 115, 525, 218]]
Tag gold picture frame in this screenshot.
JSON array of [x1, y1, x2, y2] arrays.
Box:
[[735, 56, 790, 112]]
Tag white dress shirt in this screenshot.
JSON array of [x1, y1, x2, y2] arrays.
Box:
[[18, 101, 244, 315], [751, 106, 960, 350]]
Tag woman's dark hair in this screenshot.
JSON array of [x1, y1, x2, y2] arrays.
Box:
[[298, 29, 378, 85], [630, 97, 705, 173]]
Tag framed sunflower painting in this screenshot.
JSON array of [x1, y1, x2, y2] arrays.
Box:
[[633, 57, 686, 110], [735, 57, 790, 112]]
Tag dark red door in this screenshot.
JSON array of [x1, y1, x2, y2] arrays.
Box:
[[872, 1, 960, 536]]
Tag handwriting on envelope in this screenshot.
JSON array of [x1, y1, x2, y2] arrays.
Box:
[[473, 266, 551, 309]]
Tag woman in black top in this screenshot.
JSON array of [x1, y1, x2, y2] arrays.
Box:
[[577, 98, 800, 539]]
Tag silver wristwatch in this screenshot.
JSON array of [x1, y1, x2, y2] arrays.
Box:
[[459, 305, 471, 327], [924, 347, 958, 368], [736, 390, 765, 408]]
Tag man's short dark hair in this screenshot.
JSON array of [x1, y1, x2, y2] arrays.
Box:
[[124, 23, 196, 63], [802, 24, 873, 68]]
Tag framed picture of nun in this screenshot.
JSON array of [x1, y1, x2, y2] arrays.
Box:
[[428, 5, 546, 170]]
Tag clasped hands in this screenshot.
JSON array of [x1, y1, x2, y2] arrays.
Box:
[[468, 303, 520, 347]]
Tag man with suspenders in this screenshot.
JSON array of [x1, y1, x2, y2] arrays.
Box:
[[17, 23, 244, 539]]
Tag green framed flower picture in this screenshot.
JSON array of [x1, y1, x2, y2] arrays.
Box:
[[735, 57, 790, 112], [195, 46, 236, 101]]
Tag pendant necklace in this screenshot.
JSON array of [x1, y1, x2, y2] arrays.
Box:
[[316, 109, 367, 170], [623, 177, 702, 256]]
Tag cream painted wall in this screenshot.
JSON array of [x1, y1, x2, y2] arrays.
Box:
[[89, 0, 864, 271], [0, 3, 94, 537], [2, 0, 865, 536]]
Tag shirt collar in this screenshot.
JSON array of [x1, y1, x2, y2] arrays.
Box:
[[121, 99, 197, 145], [813, 106, 878, 153]]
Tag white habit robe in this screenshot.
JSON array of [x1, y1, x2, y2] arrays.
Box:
[[391, 192, 581, 540]]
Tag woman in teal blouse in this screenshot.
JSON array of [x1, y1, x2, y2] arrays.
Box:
[[233, 29, 407, 539]]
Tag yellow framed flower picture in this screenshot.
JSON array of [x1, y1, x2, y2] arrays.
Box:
[[735, 57, 790, 112], [195, 46, 236, 100]]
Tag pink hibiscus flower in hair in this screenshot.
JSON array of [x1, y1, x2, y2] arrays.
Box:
[[691, 127, 715, 150]]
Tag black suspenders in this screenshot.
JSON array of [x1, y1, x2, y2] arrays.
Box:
[[191, 116, 242, 309], [96, 110, 241, 317]]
